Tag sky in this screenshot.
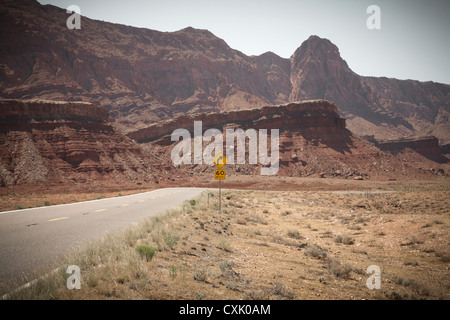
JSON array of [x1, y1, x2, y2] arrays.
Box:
[[38, 0, 450, 84]]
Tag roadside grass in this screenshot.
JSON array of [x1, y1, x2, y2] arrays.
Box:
[[1, 193, 202, 300], [2, 186, 449, 300]]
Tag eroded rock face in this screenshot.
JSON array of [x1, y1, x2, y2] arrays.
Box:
[[0, 99, 109, 124], [0, 99, 160, 186], [0, 1, 449, 144], [127, 100, 345, 143], [127, 100, 424, 179], [0, 99, 439, 186], [374, 136, 448, 164]]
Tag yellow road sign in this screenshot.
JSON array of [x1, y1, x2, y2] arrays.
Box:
[[215, 169, 226, 180], [213, 153, 227, 169]]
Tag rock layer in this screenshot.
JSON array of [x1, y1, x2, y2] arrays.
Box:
[[0, 99, 160, 186], [127, 100, 345, 143], [366, 135, 448, 164], [128, 100, 425, 179], [0, 1, 449, 144]]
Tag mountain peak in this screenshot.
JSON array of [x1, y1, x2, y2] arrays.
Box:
[[176, 26, 216, 38], [289, 35, 362, 107], [291, 35, 347, 68]]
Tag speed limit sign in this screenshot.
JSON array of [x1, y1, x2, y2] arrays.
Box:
[[215, 169, 226, 180]]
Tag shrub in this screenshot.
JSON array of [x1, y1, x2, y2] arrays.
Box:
[[135, 244, 157, 261], [169, 266, 178, 279], [327, 258, 352, 278], [194, 268, 207, 282], [304, 244, 327, 259], [219, 261, 234, 274], [189, 199, 196, 206], [152, 226, 180, 251], [287, 230, 302, 239], [218, 240, 232, 252], [272, 282, 296, 299], [334, 234, 354, 245]]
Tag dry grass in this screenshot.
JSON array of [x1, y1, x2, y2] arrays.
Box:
[[3, 182, 450, 300]]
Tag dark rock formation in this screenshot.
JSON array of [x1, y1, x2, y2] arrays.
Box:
[[127, 100, 345, 143], [0, 0, 449, 144], [0, 99, 162, 186], [373, 136, 448, 164], [128, 100, 424, 179]]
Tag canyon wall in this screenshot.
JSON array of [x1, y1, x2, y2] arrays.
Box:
[[0, 99, 161, 186], [128, 100, 423, 179], [1, 1, 449, 144], [374, 136, 447, 164], [127, 100, 345, 143]]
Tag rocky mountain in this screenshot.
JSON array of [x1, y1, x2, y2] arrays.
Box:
[[289, 36, 450, 143], [0, 0, 449, 144]]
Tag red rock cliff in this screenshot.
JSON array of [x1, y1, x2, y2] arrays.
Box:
[[375, 136, 447, 164], [127, 100, 346, 143], [127, 100, 422, 179], [0, 99, 161, 186]]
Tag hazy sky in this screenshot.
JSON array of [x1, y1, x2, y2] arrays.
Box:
[[38, 0, 450, 84]]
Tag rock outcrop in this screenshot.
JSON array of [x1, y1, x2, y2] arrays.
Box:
[[0, 99, 161, 186], [128, 100, 423, 179], [127, 100, 345, 143], [0, 99, 109, 125], [369, 136, 448, 164]]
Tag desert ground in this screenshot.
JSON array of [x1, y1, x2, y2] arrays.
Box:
[[3, 176, 448, 300]]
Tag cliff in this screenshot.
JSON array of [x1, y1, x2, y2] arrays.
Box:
[[0, 99, 162, 186], [127, 100, 345, 143], [0, 99, 109, 129], [0, 1, 449, 144], [374, 136, 448, 164], [128, 100, 424, 179]]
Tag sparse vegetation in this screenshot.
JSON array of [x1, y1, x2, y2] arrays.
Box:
[[304, 243, 327, 259], [3, 185, 448, 300], [151, 225, 179, 251], [272, 282, 296, 300], [193, 268, 208, 282], [219, 261, 234, 276], [334, 234, 354, 245], [326, 258, 352, 278], [135, 244, 157, 261], [287, 229, 302, 239]]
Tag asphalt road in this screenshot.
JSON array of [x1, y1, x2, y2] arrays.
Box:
[[0, 187, 206, 292]]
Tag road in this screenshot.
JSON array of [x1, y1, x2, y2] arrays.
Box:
[[0, 187, 206, 292]]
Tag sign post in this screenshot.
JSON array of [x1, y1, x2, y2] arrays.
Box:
[[213, 153, 227, 213]]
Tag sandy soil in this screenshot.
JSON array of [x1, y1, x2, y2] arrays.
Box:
[[47, 176, 450, 300], [2, 174, 446, 212]]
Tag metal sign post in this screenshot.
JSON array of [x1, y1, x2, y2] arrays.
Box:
[[213, 153, 227, 213]]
